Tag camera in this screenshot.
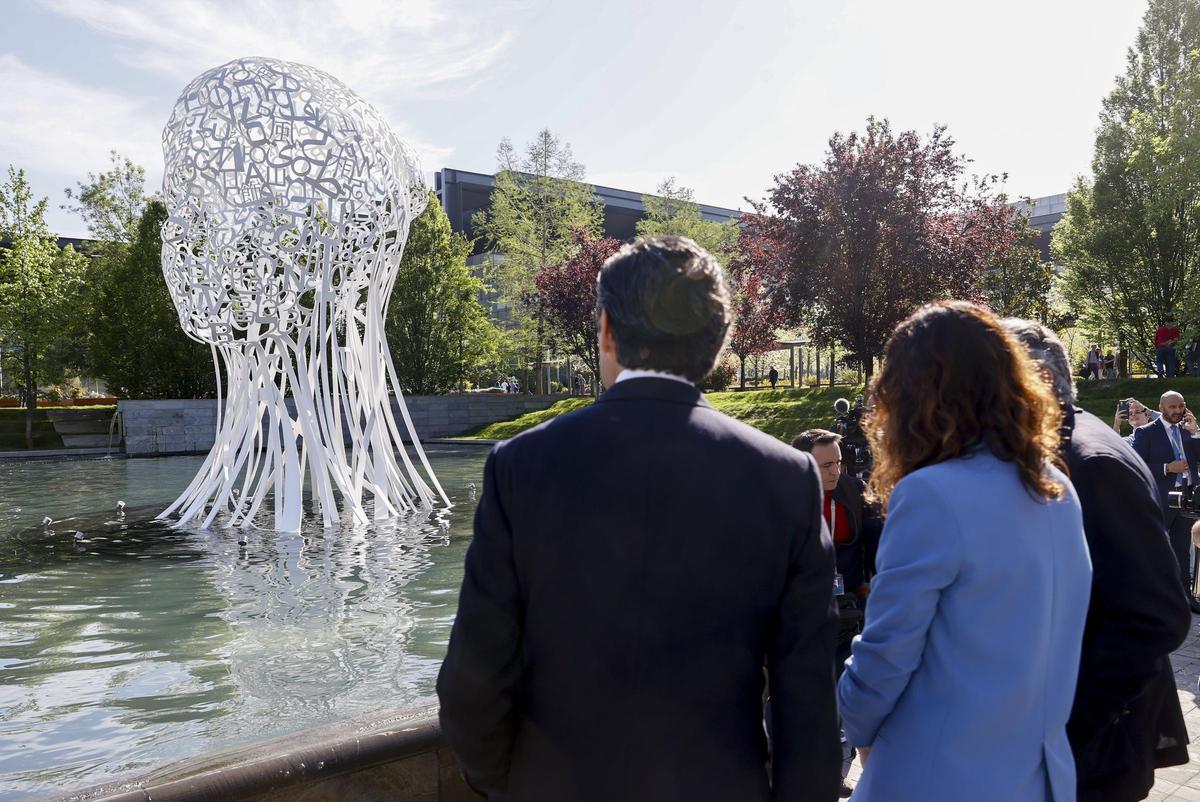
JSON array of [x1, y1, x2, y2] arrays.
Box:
[[1168, 485, 1200, 516], [833, 397, 872, 478]]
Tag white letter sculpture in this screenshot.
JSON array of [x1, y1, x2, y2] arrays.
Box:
[[158, 57, 447, 532]]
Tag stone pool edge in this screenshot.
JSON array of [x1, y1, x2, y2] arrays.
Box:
[[49, 706, 476, 802]]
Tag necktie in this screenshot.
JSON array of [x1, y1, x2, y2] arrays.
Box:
[[1171, 424, 1190, 486]]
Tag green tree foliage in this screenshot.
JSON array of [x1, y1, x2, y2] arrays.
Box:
[[386, 192, 500, 394], [0, 167, 87, 446], [63, 151, 154, 245], [61, 153, 159, 381], [474, 130, 602, 392], [86, 200, 216, 398], [1054, 0, 1200, 365], [979, 221, 1055, 320], [636, 177, 740, 256]]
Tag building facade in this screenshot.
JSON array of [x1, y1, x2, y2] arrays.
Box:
[[434, 167, 744, 253], [1012, 193, 1067, 261]]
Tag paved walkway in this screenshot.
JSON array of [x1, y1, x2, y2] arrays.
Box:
[[842, 614, 1200, 799]]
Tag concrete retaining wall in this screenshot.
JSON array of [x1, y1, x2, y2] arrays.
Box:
[[56, 709, 477, 802], [119, 395, 559, 456]]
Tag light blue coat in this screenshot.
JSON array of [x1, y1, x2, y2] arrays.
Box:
[[837, 449, 1091, 802]]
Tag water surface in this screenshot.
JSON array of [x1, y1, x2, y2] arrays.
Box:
[[0, 444, 488, 799]]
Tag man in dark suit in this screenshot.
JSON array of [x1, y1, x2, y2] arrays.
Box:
[[1005, 320, 1191, 802], [437, 237, 841, 802], [1131, 390, 1200, 611]]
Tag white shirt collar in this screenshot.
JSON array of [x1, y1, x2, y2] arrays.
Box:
[[615, 368, 693, 386]]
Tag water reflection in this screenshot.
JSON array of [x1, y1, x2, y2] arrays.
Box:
[[0, 445, 484, 800]]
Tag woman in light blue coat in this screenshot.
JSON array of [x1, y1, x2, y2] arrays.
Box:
[[838, 302, 1092, 802]]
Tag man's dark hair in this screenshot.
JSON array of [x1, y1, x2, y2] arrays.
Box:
[[791, 428, 842, 453], [596, 236, 731, 382]]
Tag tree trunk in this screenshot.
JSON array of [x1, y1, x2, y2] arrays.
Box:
[[863, 351, 874, 383], [739, 356, 746, 389], [534, 317, 545, 395], [23, 345, 34, 450]]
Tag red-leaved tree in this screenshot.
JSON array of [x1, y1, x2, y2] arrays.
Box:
[[744, 117, 1025, 380], [727, 234, 787, 389], [532, 229, 622, 393]]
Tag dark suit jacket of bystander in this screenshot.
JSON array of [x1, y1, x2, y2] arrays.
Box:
[[1065, 408, 1190, 802], [437, 377, 842, 802]]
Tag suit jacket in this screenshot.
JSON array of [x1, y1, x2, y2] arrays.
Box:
[[1131, 415, 1200, 511], [437, 377, 841, 802], [837, 448, 1092, 802], [829, 473, 881, 595], [1063, 409, 1190, 801]]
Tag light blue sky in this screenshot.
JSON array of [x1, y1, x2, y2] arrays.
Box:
[[2, 0, 1149, 238]]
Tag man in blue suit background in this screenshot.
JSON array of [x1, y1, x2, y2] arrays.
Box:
[[1131, 390, 1200, 612]]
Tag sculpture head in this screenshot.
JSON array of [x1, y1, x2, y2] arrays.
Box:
[[161, 57, 427, 344]]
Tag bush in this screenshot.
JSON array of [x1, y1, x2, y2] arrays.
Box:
[[699, 356, 738, 392]]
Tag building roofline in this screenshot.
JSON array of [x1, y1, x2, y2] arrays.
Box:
[[435, 167, 744, 222]]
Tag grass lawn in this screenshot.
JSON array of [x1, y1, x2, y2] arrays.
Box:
[[1072, 377, 1200, 424], [462, 385, 868, 441], [460, 377, 1200, 443]]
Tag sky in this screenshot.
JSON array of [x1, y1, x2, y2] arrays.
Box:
[[1, 0, 1151, 238]]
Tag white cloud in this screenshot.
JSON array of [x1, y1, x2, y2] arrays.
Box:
[[0, 53, 162, 180], [36, 0, 518, 104], [0, 54, 453, 214]]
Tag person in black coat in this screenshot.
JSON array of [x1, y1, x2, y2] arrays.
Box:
[[437, 236, 841, 802], [1005, 320, 1191, 802]]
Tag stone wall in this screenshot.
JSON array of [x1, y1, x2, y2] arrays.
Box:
[[57, 710, 477, 802], [119, 395, 560, 456]]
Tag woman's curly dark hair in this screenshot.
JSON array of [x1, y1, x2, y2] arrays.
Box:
[[865, 301, 1065, 511]]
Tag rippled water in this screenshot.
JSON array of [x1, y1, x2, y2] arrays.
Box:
[[0, 445, 488, 800]]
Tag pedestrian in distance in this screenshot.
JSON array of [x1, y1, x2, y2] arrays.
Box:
[[1155, 320, 1181, 378], [1085, 344, 1100, 380]]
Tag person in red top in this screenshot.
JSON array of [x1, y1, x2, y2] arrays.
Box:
[[791, 429, 881, 603], [1156, 320, 1182, 377], [792, 427, 882, 798]]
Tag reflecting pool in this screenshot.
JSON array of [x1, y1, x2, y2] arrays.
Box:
[[0, 444, 488, 800]]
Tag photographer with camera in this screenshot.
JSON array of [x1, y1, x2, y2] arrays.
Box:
[[1005, 320, 1190, 802], [791, 428, 881, 797], [1131, 391, 1200, 612], [790, 429, 881, 627], [832, 396, 872, 479]]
